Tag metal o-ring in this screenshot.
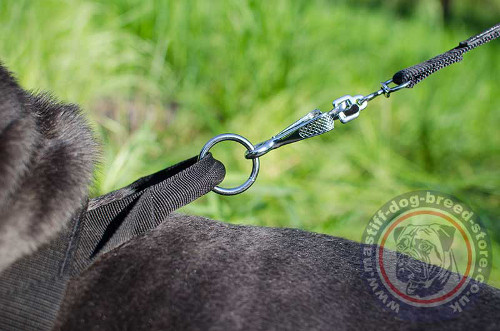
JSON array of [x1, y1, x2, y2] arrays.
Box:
[[199, 133, 260, 196]]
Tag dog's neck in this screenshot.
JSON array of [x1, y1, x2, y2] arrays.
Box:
[[0, 64, 98, 271]]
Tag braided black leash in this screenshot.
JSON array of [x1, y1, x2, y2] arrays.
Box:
[[392, 23, 500, 87], [200, 23, 500, 196]]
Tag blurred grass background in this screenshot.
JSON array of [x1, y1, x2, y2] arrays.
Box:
[[0, 0, 498, 285]]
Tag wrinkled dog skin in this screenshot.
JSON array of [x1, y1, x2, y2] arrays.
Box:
[[0, 63, 500, 331], [0, 64, 97, 272]]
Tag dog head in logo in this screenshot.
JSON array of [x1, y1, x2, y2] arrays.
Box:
[[393, 223, 459, 298]]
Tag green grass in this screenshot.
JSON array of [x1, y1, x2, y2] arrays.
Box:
[[0, 0, 499, 286]]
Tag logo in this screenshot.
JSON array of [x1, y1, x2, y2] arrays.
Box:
[[361, 191, 491, 321]]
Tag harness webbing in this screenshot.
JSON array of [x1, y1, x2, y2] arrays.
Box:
[[0, 155, 225, 331]]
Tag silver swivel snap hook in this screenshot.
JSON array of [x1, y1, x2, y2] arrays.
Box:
[[200, 78, 409, 196], [245, 109, 335, 159]]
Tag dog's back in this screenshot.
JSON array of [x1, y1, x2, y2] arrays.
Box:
[[52, 213, 500, 331], [0, 64, 499, 331]]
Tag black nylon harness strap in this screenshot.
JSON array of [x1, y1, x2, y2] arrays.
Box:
[[0, 154, 225, 331], [71, 154, 226, 274], [392, 23, 500, 87]]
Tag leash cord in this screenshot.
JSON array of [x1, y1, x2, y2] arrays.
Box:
[[199, 23, 500, 196], [393, 23, 500, 87]]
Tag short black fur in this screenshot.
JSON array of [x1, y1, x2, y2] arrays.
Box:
[[54, 213, 500, 331], [1, 63, 499, 331], [0, 64, 97, 271]]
